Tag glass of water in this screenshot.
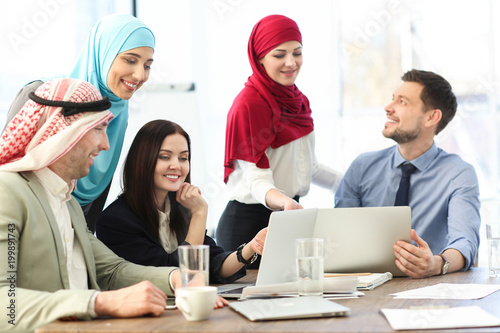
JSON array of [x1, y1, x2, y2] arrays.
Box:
[[486, 224, 500, 278], [178, 245, 210, 287], [295, 238, 324, 296]]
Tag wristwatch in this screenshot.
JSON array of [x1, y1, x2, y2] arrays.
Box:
[[438, 254, 450, 275], [236, 243, 258, 265]]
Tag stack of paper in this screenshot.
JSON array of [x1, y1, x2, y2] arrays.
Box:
[[324, 272, 393, 291], [240, 276, 359, 299]]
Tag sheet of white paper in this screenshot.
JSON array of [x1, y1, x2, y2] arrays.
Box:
[[390, 283, 500, 299], [381, 306, 500, 330]]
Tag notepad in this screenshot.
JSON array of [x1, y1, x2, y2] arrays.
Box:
[[357, 272, 393, 290]]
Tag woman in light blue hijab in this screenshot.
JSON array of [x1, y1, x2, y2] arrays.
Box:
[[70, 14, 155, 230], [4, 14, 155, 232]]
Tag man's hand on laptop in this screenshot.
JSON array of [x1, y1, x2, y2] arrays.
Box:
[[393, 229, 438, 278]]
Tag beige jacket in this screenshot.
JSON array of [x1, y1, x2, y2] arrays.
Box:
[[0, 171, 176, 332]]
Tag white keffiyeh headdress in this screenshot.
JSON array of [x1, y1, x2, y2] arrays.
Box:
[[0, 78, 113, 172]]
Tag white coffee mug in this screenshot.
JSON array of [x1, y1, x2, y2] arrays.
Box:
[[176, 286, 217, 321]]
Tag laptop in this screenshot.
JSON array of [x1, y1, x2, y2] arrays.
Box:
[[218, 208, 318, 298], [218, 206, 411, 297], [316, 207, 411, 275], [229, 296, 350, 321]]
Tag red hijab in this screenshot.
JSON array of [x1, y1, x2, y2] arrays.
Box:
[[224, 15, 314, 182]]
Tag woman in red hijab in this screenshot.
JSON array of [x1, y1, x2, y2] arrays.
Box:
[[216, 15, 342, 267]]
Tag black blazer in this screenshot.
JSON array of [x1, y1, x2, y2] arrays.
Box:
[[95, 196, 245, 284]]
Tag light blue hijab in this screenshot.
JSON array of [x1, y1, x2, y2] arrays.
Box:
[[68, 14, 155, 205]]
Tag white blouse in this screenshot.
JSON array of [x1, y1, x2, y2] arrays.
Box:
[[226, 131, 343, 208], [158, 198, 179, 253]]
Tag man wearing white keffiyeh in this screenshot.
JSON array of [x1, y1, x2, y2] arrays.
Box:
[[0, 78, 180, 333]]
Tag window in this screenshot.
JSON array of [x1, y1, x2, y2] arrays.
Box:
[[339, 0, 500, 266]]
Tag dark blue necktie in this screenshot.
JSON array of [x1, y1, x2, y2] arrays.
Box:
[[394, 163, 417, 206]]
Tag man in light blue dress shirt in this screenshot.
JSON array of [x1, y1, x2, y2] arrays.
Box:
[[335, 69, 480, 278]]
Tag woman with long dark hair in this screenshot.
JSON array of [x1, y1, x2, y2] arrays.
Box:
[[96, 120, 266, 286]]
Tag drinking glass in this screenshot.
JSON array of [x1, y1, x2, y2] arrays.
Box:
[[295, 238, 324, 296]]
